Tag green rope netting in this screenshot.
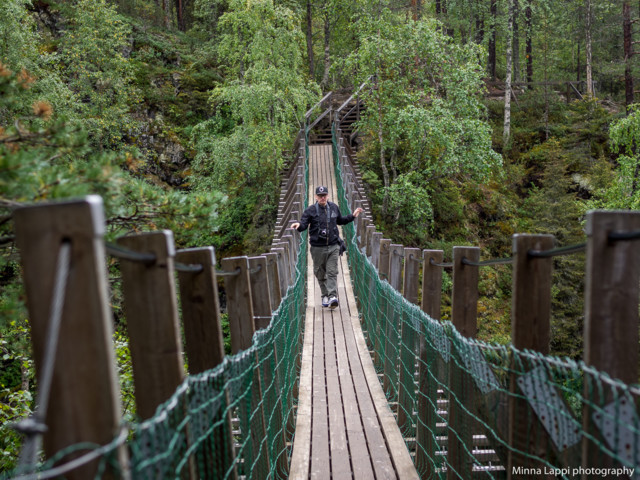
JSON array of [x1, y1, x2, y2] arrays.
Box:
[[331, 128, 640, 479], [125, 260, 307, 480], [5, 156, 308, 480]]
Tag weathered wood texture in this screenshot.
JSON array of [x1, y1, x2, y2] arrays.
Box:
[[118, 230, 185, 420], [14, 196, 127, 478], [176, 247, 225, 374]]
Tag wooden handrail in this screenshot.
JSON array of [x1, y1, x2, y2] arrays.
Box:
[[335, 76, 373, 117], [305, 91, 333, 120]]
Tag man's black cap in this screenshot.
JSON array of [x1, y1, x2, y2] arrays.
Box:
[[315, 185, 328, 195]]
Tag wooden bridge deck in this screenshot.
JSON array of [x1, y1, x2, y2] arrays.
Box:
[[290, 145, 418, 479]]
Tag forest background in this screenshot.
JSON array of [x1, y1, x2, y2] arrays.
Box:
[[2, 0, 640, 470]]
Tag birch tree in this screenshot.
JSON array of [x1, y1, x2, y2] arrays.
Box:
[[503, 0, 514, 148], [585, 0, 593, 97]]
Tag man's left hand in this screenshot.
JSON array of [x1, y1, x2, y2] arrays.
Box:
[[353, 207, 363, 217]]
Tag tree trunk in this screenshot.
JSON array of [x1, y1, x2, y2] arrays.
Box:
[[320, 5, 330, 89], [488, 0, 497, 79], [306, 0, 315, 79], [624, 1, 634, 109], [378, 99, 389, 212], [443, 0, 453, 37], [525, 0, 533, 88], [162, 0, 171, 29], [411, 0, 420, 20], [585, 0, 593, 97], [175, 0, 184, 31], [513, 0, 520, 82], [504, 0, 514, 149]]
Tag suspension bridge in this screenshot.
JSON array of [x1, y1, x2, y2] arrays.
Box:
[[5, 87, 640, 480]]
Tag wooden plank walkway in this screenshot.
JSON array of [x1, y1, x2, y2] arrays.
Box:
[[290, 145, 418, 480]]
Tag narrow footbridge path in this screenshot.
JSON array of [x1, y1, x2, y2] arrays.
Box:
[[290, 145, 417, 479]]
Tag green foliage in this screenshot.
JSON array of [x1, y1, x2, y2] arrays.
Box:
[[113, 331, 136, 422], [589, 104, 640, 210], [191, 0, 319, 250], [0, 320, 34, 472], [54, 0, 138, 147], [518, 141, 587, 359], [341, 9, 501, 241], [0, 0, 40, 70], [0, 19, 225, 465]]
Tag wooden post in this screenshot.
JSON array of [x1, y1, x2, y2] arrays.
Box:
[[379, 239, 391, 282], [271, 247, 289, 297], [176, 247, 225, 373], [447, 246, 480, 480], [508, 234, 554, 474], [265, 252, 282, 310], [248, 256, 272, 330], [398, 247, 421, 436], [283, 232, 298, 265], [421, 250, 443, 319], [370, 232, 382, 269], [582, 210, 640, 473], [222, 256, 255, 354], [388, 244, 404, 292], [510, 234, 553, 352], [13, 196, 127, 478], [176, 246, 237, 480], [118, 231, 185, 420], [275, 241, 293, 288], [365, 224, 375, 258], [383, 244, 404, 398], [416, 250, 444, 477], [451, 247, 479, 338]]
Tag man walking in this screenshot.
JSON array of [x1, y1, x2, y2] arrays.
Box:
[[291, 185, 363, 308]]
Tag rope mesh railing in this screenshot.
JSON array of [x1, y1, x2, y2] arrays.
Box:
[[331, 129, 640, 478], [5, 148, 309, 480]]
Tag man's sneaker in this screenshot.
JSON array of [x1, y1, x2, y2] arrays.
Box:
[[322, 296, 329, 307], [328, 295, 339, 308]]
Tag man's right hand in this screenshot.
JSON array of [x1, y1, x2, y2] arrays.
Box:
[[291, 222, 300, 230]]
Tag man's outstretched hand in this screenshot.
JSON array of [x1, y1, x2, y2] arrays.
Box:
[[291, 222, 300, 230], [353, 208, 363, 217]]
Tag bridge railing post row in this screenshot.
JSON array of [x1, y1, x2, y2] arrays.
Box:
[[582, 211, 640, 474], [447, 246, 480, 480], [366, 231, 383, 368], [416, 250, 444, 478], [248, 255, 290, 478], [383, 244, 404, 400], [374, 238, 392, 372], [398, 247, 421, 438], [508, 234, 559, 474], [13, 196, 128, 479], [117, 231, 200, 478], [221, 256, 271, 477], [175, 246, 238, 480]]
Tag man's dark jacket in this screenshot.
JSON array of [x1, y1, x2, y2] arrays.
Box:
[[295, 201, 355, 247]]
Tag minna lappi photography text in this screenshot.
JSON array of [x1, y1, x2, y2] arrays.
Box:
[[512, 467, 636, 477]]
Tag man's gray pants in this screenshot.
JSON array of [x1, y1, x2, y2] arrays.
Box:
[[310, 244, 340, 297]]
